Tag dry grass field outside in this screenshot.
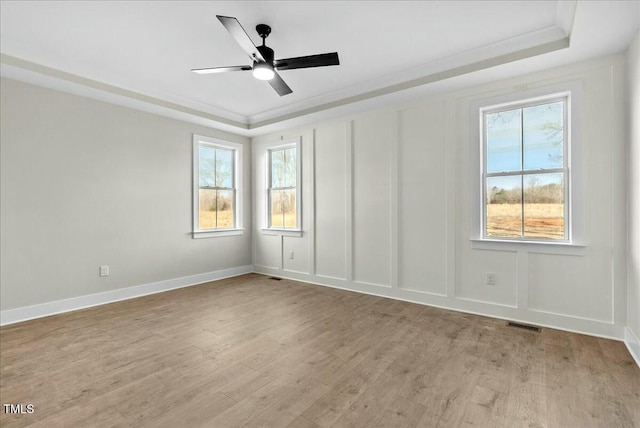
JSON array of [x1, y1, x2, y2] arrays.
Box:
[[199, 210, 234, 229], [487, 203, 564, 239], [270, 212, 297, 228], [200, 205, 561, 236], [199, 211, 297, 230]]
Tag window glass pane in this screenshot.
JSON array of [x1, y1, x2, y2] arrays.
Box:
[[271, 150, 285, 188], [524, 173, 564, 239], [215, 148, 234, 189], [270, 189, 285, 228], [486, 109, 521, 173], [198, 188, 217, 229], [284, 148, 296, 188], [216, 189, 235, 229], [486, 175, 522, 238], [199, 145, 216, 187], [282, 188, 297, 228], [199, 189, 235, 230], [523, 102, 564, 170]]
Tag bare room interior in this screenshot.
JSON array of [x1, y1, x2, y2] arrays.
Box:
[[1, 1, 639, 427]]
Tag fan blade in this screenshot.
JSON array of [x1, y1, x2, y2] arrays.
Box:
[[216, 15, 265, 62], [268, 71, 293, 96], [191, 65, 252, 74], [274, 52, 339, 71]]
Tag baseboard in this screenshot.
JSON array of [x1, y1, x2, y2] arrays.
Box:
[[0, 265, 253, 326], [253, 266, 623, 341], [624, 326, 640, 368]]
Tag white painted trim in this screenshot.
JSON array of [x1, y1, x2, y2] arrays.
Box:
[[390, 111, 400, 288], [624, 327, 640, 368], [264, 137, 302, 232], [555, 0, 577, 37], [528, 306, 614, 325], [261, 229, 303, 237], [455, 295, 518, 309], [309, 129, 317, 276], [469, 80, 585, 249], [345, 121, 354, 283], [316, 273, 348, 282], [192, 135, 244, 235], [516, 251, 529, 309], [353, 280, 392, 289], [251, 267, 624, 340], [445, 99, 457, 299], [0, 265, 253, 326], [193, 229, 244, 238], [471, 238, 587, 255]]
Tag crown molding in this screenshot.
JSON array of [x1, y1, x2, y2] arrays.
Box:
[[0, 1, 576, 137]]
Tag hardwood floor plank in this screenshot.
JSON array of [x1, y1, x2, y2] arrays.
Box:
[[286, 415, 323, 428], [370, 395, 427, 428], [141, 390, 236, 428], [25, 403, 126, 428], [460, 385, 509, 428], [1, 273, 638, 428], [412, 352, 483, 428]]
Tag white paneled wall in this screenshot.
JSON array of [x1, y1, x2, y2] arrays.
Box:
[[252, 55, 628, 339], [398, 104, 448, 296], [314, 123, 348, 281], [352, 111, 394, 288]]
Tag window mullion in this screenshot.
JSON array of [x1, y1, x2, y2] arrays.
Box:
[[281, 190, 285, 228], [214, 189, 218, 229]]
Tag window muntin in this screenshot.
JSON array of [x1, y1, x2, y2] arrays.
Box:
[[268, 145, 299, 229], [482, 96, 569, 241]]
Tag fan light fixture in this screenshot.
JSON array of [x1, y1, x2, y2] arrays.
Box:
[[252, 62, 275, 81], [191, 16, 340, 96]]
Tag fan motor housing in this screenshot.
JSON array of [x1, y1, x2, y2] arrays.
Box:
[[257, 45, 274, 64]]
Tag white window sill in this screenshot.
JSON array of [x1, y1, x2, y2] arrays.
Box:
[[470, 238, 586, 255], [261, 228, 303, 237], [192, 229, 244, 239]]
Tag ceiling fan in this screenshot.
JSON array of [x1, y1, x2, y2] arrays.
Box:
[[191, 15, 340, 96]]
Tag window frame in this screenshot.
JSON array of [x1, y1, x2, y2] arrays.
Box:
[[481, 95, 570, 243], [263, 138, 302, 236], [470, 82, 585, 254], [192, 134, 243, 238]]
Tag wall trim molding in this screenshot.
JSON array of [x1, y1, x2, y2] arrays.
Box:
[[252, 266, 624, 341], [0, 265, 253, 326], [3, 264, 632, 360], [624, 326, 640, 368]]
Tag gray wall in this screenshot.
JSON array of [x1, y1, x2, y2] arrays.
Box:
[[0, 78, 251, 311]]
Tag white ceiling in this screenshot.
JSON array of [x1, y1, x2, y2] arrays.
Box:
[[1, 1, 638, 136]]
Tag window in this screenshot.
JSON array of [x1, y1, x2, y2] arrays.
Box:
[[482, 96, 568, 241], [471, 83, 584, 251], [193, 135, 243, 238], [266, 139, 301, 231]]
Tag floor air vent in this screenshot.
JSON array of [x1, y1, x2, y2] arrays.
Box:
[[269, 277, 282, 281], [507, 321, 541, 332]]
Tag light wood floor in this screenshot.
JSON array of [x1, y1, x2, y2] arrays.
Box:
[[1, 273, 638, 428]]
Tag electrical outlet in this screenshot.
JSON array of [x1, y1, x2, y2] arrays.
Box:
[[100, 265, 110, 277], [486, 272, 496, 286], [289, 251, 294, 260]]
